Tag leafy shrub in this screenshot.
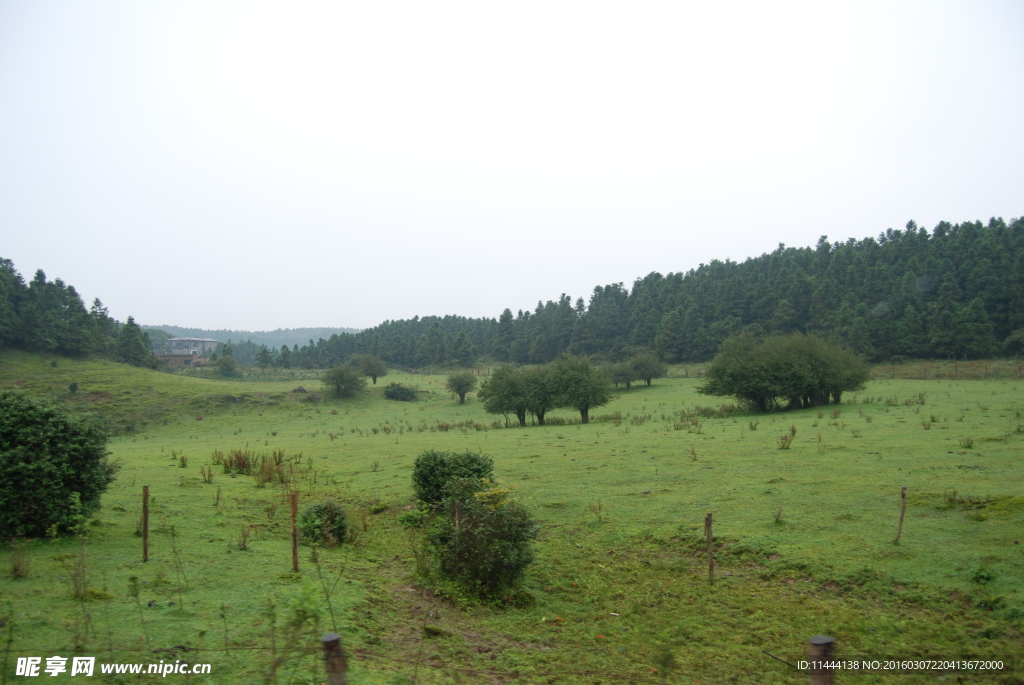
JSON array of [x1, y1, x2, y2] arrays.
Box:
[[428, 482, 539, 597], [321, 366, 366, 399], [383, 383, 417, 402], [0, 392, 118, 537], [412, 450, 494, 505], [298, 501, 347, 546]]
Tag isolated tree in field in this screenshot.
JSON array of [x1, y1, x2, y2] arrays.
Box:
[[0, 392, 118, 537], [445, 371, 477, 404], [277, 345, 292, 368], [358, 355, 388, 384], [698, 332, 868, 411], [321, 365, 366, 398], [478, 365, 529, 427], [552, 355, 612, 423], [630, 353, 667, 386], [255, 346, 272, 369]]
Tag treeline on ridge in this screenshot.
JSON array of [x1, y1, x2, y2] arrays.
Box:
[[3, 217, 1023, 368], [235, 217, 1024, 367]]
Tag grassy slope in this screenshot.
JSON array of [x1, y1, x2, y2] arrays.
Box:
[[1, 350, 1022, 684]]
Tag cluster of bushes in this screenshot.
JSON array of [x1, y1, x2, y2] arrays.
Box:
[[479, 355, 622, 425], [409, 450, 538, 599], [698, 333, 870, 412], [607, 352, 667, 389]]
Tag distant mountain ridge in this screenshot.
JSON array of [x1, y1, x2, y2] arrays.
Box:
[[140, 325, 361, 350]]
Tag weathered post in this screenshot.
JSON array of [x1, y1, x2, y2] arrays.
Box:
[[320, 632, 348, 685], [808, 635, 836, 685], [291, 492, 299, 573], [704, 512, 714, 585], [893, 486, 907, 544], [142, 485, 150, 562]]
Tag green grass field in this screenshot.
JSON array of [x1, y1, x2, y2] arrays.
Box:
[[1, 349, 1022, 684]]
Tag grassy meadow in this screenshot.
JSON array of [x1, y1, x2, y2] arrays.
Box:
[[1, 349, 1023, 684]]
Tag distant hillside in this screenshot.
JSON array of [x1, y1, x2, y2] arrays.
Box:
[[140, 325, 361, 350]]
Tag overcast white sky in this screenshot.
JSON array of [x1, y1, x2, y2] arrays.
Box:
[[1, 1, 1022, 330]]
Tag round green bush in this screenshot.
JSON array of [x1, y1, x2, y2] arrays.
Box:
[[428, 486, 539, 597], [411, 450, 494, 505], [0, 392, 117, 537], [298, 501, 348, 546], [383, 383, 417, 401]]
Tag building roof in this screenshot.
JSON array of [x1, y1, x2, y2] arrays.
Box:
[[167, 337, 220, 342]]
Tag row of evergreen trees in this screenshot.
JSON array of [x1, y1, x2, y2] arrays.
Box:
[[4, 217, 1023, 368], [250, 217, 1024, 366], [0, 260, 157, 366]]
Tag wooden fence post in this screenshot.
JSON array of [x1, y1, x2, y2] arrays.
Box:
[[142, 485, 149, 562], [704, 512, 714, 585], [808, 635, 836, 685], [320, 632, 348, 685], [291, 492, 299, 573], [893, 486, 907, 544]]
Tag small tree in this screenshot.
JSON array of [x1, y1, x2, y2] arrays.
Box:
[[411, 450, 494, 505], [552, 356, 612, 424], [630, 353, 667, 386], [321, 365, 366, 398], [445, 371, 477, 404], [0, 392, 118, 537], [358, 355, 388, 384]]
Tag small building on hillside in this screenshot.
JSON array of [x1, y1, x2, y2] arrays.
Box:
[[155, 353, 208, 368], [167, 337, 220, 356], [156, 337, 218, 367]]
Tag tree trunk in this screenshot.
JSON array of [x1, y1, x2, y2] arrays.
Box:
[[458, 393, 466, 404], [580, 406, 590, 423], [537, 411, 546, 425], [517, 409, 527, 426]]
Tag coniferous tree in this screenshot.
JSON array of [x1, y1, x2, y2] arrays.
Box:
[[115, 317, 157, 368]]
